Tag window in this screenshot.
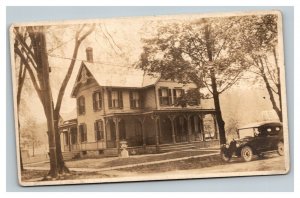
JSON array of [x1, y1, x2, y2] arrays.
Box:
[[94, 120, 104, 141], [70, 127, 77, 145], [81, 67, 88, 83], [77, 96, 85, 115], [108, 90, 123, 108], [158, 87, 172, 106], [130, 91, 142, 109], [173, 88, 184, 102], [79, 124, 87, 143], [93, 91, 102, 111]]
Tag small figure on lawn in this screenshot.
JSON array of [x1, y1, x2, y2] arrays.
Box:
[[120, 140, 129, 158]]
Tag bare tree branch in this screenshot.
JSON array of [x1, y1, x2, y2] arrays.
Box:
[[14, 47, 43, 104], [54, 24, 95, 113]]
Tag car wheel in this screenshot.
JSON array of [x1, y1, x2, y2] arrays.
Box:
[[277, 142, 284, 156], [241, 146, 253, 162], [220, 151, 231, 162]]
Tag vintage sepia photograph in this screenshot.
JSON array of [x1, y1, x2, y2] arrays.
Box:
[[9, 10, 289, 186]]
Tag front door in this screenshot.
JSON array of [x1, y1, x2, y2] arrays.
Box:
[[107, 120, 116, 148], [175, 116, 188, 142], [160, 118, 173, 144], [70, 127, 78, 151]]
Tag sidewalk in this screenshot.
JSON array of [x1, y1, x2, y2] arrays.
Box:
[[24, 151, 219, 172]]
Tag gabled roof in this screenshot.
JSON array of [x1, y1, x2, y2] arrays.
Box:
[[71, 61, 160, 97]]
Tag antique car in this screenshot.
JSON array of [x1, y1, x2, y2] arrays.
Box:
[[220, 121, 284, 162]]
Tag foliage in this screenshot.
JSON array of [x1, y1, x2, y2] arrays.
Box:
[[243, 14, 282, 121], [174, 88, 202, 108], [139, 16, 251, 93]]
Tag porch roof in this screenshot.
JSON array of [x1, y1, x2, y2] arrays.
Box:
[[103, 108, 216, 118]]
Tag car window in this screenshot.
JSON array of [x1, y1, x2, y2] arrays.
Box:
[[238, 128, 254, 139], [259, 126, 281, 136], [267, 126, 281, 136]]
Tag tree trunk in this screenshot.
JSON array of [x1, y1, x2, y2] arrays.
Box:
[[35, 30, 58, 178], [210, 70, 226, 144], [53, 111, 70, 174], [204, 24, 226, 144], [259, 58, 282, 122], [262, 72, 282, 122], [18, 120, 24, 171], [273, 48, 283, 121]]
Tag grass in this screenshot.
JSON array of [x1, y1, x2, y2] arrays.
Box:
[[21, 154, 222, 182], [66, 150, 215, 169], [120, 155, 225, 173], [21, 170, 114, 182]]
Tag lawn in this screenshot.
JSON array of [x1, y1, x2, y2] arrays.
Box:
[[21, 169, 115, 182], [66, 150, 216, 169], [120, 154, 225, 173]]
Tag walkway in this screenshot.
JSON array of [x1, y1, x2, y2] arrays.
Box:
[[24, 151, 219, 172]]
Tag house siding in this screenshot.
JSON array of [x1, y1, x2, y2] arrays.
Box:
[[143, 86, 157, 110], [76, 82, 106, 145], [67, 64, 218, 157]]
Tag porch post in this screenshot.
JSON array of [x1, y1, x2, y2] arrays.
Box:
[[68, 128, 71, 152], [113, 117, 120, 155], [187, 114, 192, 143], [104, 118, 109, 149], [152, 114, 160, 152], [138, 116, 147, 148], [168, 115, 176, 144], [212, 114, 219, 140], [198, 114, 205, 141]]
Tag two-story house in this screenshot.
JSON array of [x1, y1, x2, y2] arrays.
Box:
[[60, 47, 219, 158]]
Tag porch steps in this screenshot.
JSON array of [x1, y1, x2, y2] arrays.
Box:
[[159, 143, 196, 152]]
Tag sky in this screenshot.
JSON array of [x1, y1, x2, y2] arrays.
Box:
[[13, 12, 282, 126]]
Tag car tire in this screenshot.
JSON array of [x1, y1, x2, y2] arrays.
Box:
[[241, 146, 253, 162], [220, 151, 231, 162], [277, 141, 284, 156]]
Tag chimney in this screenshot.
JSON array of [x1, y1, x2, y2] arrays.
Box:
[[86, 47, 93, 63]]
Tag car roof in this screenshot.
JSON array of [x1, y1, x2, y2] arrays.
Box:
[[238, 121, 282, 130]]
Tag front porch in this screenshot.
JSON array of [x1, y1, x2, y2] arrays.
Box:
[[104, 109, 219, 155], [60, 109, 220, 158]]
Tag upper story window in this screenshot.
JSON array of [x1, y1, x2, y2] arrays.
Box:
[[158, 87, 172, 106], [77, 96, 85, 115], [94, 120, 104, 141], [93, 91, 102, 111], [79, 123, 87, 143], [130, 91, 143, 109], [108, 90, 123, 109], [81, 67, 88, 84], [173, 88, 184, 102]]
